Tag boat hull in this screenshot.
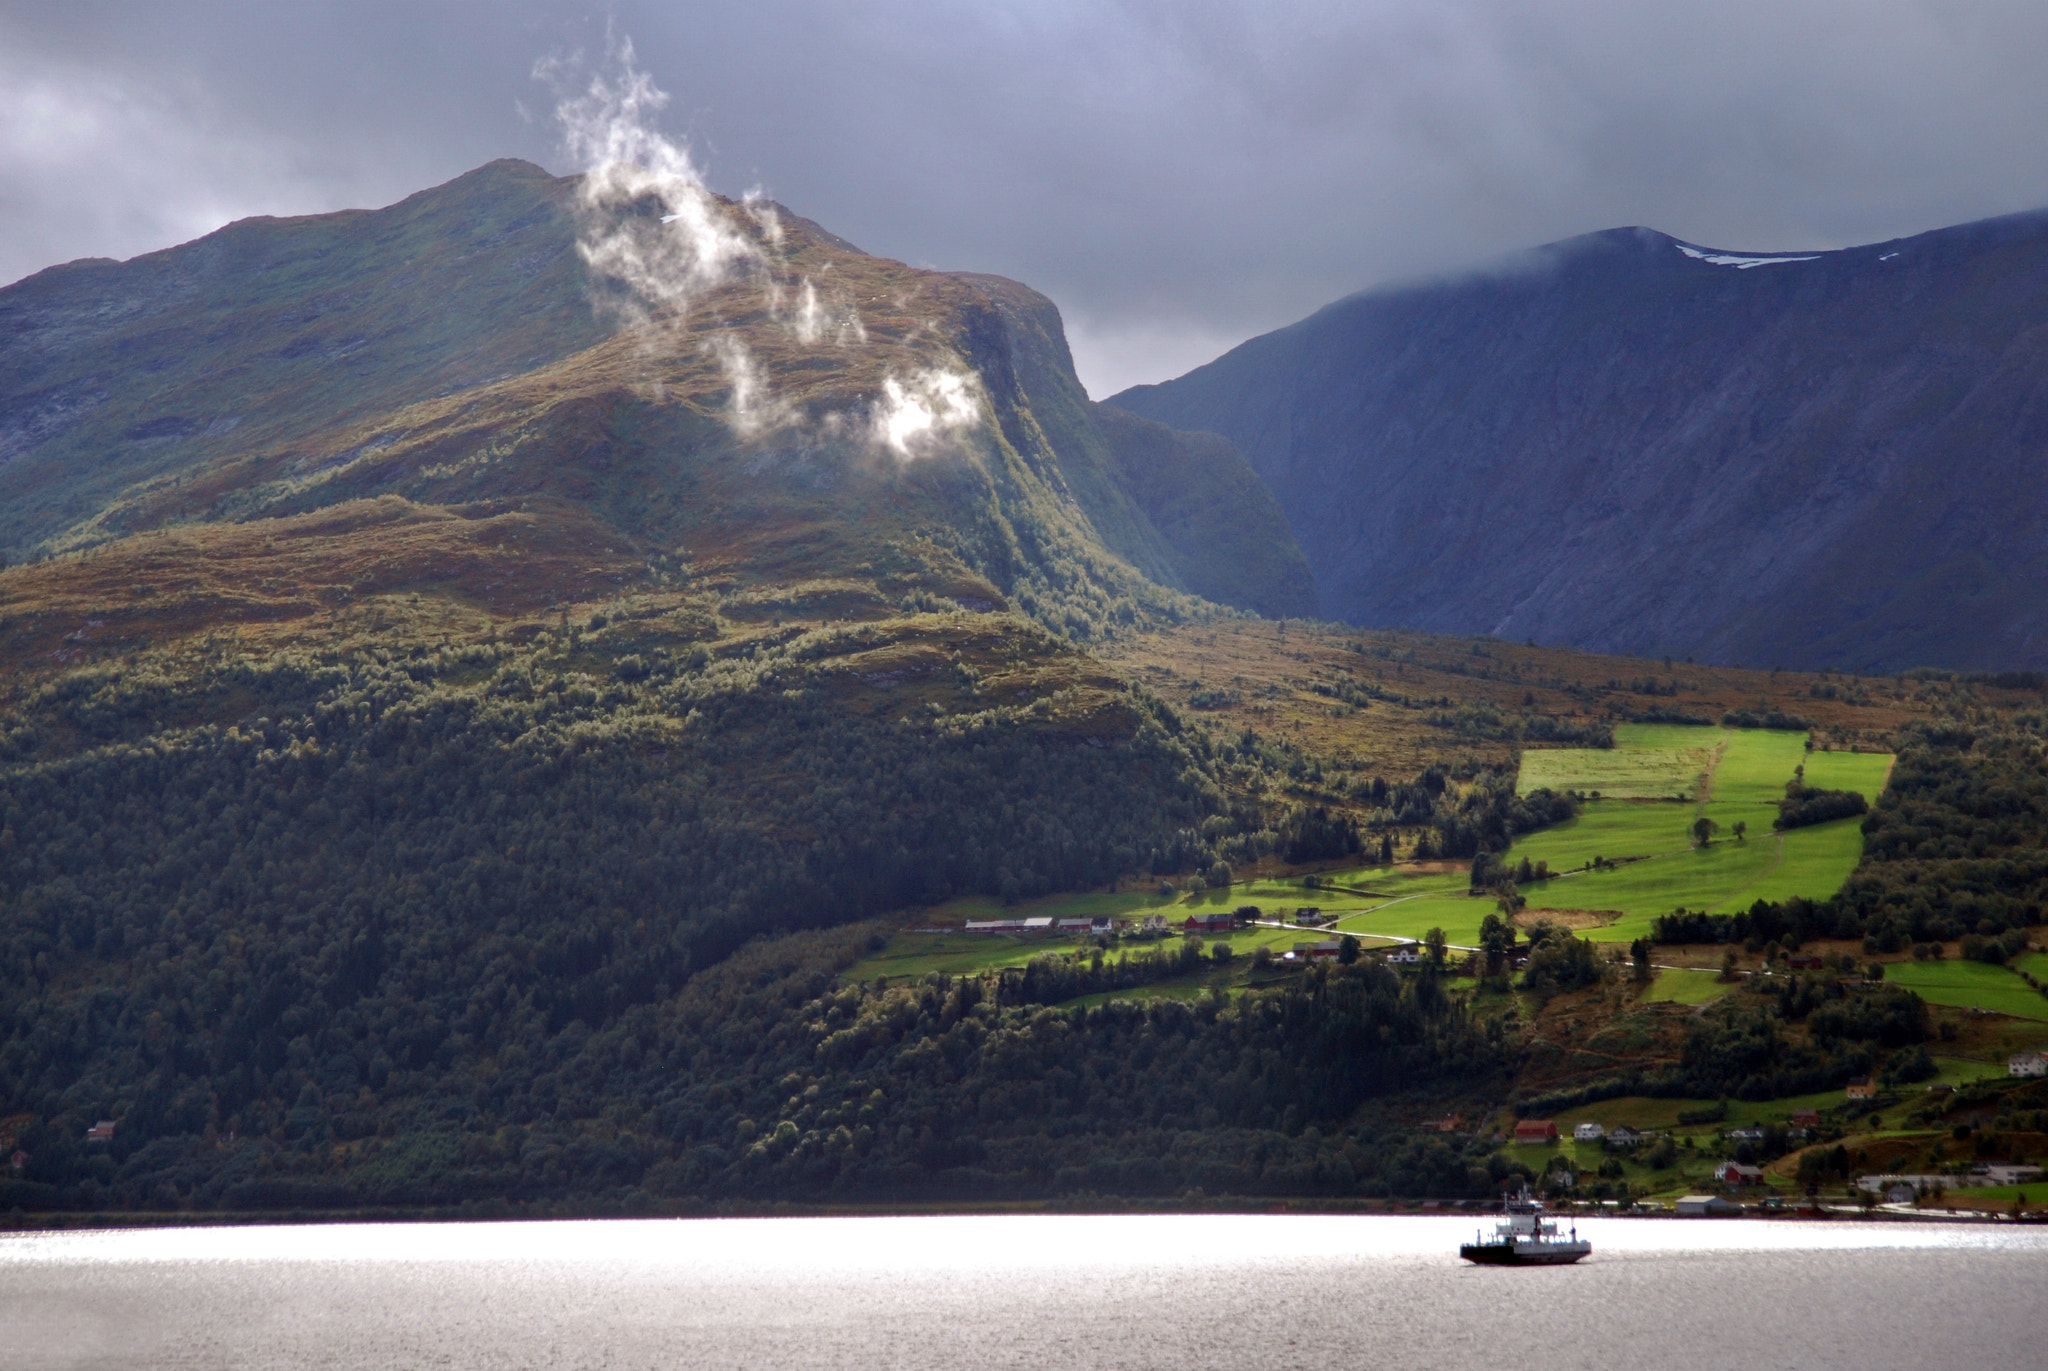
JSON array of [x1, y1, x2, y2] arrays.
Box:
[[1459, 1242, 1590, 1266]]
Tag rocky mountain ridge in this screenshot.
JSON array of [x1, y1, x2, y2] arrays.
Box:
[[0, 158, 1314, 639]]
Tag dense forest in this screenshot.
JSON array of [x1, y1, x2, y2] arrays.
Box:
[[1, 924, 1514, 1214], [1520, 972, 1934, 1116], [0, 625, 1226, 977], [0, 601, 1592, 1214]]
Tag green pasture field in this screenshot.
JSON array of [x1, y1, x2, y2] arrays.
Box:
[[2013, 952, 2048, 982], [1544, 1089, 1861, 1135], [1506, 814, 1867, 942], [1801, 749, 1894, 797], [1206, 864, 1469, 910], [1330, 892, 1492, 947], [842, 860, 1488, 987], [1505, 726, 1888, 940], [841, 921, 1318, 984], [1517, 737, 1715, 799], [1640, 968, 1731, 1004], [1943, 1184, 2043, 1208], [1933, 1055, 2014, 1086], [848, 725, 1897, 986], [1882, 959, 2048, 1022]]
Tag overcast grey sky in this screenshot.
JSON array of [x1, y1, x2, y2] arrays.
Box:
[[7, 1, 2048, 395]]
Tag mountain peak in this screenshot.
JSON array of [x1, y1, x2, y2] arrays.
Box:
[[0, 157, 1314, 670], [1113, 201, 2048, 671]]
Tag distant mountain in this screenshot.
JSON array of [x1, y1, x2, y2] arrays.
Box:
[[1110, 212, 2048, 671]]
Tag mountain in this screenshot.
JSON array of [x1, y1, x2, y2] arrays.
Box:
[[0, 160, 1330, 1203], [1109, 211, 2048, 672], [0, 157, 1320, 1019], [0, 158, 1311, 626]]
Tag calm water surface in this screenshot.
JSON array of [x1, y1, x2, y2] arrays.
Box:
[[2, 1214, 2043, 1369]]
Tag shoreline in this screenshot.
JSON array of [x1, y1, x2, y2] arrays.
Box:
[[2, 1197, 2034, 1233]]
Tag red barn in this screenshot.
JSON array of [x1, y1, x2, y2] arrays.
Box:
[[1514, 1119, 1559, 1144]]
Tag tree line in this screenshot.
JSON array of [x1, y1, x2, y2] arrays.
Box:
[[0, 925, 1518, 1214]]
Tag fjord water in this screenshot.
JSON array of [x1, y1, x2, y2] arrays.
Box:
[[3, 1215, 2041, 1369]]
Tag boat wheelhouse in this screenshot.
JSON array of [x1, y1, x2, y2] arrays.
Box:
[[1458, 1188, 1591, 1266]]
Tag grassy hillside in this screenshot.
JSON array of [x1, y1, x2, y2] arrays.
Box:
[[1496, 725, 1887, 943]]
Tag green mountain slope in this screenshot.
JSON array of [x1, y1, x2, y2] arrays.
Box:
[[0, 161, 1323, 1214], [0, 159, 1311, 627]]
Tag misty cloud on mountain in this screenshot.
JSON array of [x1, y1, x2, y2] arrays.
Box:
[[546, 37, 981, 460]]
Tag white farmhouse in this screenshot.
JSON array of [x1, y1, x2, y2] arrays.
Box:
[[1573, 1122, 1606, 1142]]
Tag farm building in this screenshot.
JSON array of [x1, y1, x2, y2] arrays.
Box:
[[1855, 1172, 1946, 1195], [1292, 940, 1342, 961], [1977, 1163, 2045, 1186], [1845, 1077, 1877, 1100], [1387, 946, 1422, 966], [85, 1120, 116, 1143], [1787, 953, 1825, 971], [1790, 1109, 1821, 1128], [1676, 1195, 1742, 1216], [1725, 1127, 1765, 1143], [1573, 1123, 1606, 1142], [1714, 1161, 1765, 1187], [963, 917, 1060, 935], [1292, 907, 1327, 926], [2009, 1052, 2048, 1078], [1606, 1126, 1642, 1146], [1184, 912, 1235, 933], [1514, 1119, 1559, 1144]]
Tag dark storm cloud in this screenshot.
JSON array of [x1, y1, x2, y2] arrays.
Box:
[[7, 1, 2048, 394]]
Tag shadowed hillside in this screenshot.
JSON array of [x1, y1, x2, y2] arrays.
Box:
[[1111, 212, 2048, 672]]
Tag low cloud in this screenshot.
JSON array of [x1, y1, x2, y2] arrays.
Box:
[[870, 368, 982, 460], [542, 35, 763, 326], [544, 37, 979, 459]]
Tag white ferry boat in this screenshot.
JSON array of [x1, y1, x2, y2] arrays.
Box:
[[1458, 1188, 1591, 1265]]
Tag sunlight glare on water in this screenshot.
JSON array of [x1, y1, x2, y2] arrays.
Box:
[[2, 1215, 2043, 1369]]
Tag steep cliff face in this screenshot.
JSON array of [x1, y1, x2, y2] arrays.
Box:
[[0, 159, 1312, 634], [1111, 213, 2048, 671]]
